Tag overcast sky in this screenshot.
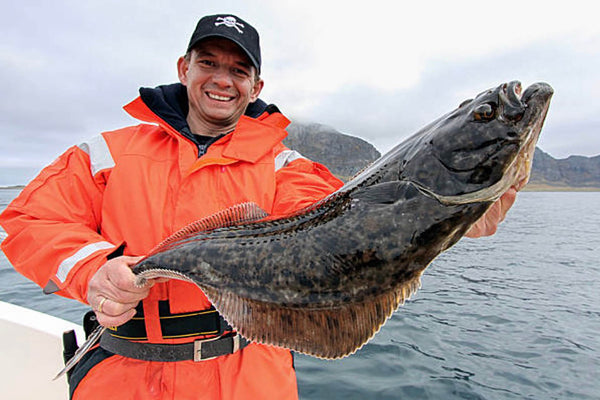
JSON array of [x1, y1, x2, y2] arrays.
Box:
[[1, 0, 598, 186]]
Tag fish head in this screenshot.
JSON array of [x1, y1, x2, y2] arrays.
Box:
[[405, 81, 553, 204]]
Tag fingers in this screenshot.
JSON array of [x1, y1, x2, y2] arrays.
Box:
[[93, 296, 135, 326], [88, 255, 153, 328], [498, 187, 517, 223], [465, 185, 519, 238], [108, 255, 147, 291], [93, 296, 139, 327], [465, 203, 499, 238], [97, 296, 108, 313]]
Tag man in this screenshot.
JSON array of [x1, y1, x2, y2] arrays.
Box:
[[0, 14, 515, 400]]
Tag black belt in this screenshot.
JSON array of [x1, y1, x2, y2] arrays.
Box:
[[97, 301, 250, 362], [108, 302, 229, 340], [100, 331, 250, 362]]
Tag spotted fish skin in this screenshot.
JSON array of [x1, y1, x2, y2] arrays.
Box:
[[133, 81, 553, 359]]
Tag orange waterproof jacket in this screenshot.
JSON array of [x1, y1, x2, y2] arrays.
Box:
[[0, 84, 343, 399]]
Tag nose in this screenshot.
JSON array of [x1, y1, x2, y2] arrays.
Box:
[[211, 66, 233, 88]]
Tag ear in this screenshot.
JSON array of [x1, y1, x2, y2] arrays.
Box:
[[177, 56, 189, 86], [250, 78, 264, 103]]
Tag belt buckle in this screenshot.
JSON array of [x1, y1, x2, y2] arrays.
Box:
[[193, 334, 240, 361]]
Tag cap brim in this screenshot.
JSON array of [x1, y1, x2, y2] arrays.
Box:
[[188, 34, 260, 73]]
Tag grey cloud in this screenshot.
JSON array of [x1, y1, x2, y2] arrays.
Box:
[[1, 3, 598, 186], [292, 36, 600, 160]]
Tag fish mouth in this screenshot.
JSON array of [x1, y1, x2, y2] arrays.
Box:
[[427, 81, 553, 205], [499, 81, 553, 124], [488, 82, 553, 196], [522, 82, 554, 106], [502, 81, 554, 124], [508, 82, 553, 191]]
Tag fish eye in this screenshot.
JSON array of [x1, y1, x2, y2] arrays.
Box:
[[473, 103, 495, 121]]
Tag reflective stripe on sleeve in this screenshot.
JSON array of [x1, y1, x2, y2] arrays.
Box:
[[78, 135, 115, 176], [274, 149, 305, 171], [56, 241, 115, 283]]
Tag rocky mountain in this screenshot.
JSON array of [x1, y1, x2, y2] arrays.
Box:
[[284, 121, 600, 189], [1, 123, 597, 190], [284, 122, 380, 181], [529, 148, 600, 189]]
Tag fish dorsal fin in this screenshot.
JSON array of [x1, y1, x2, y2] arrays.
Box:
[[147, 202, 268, 256]]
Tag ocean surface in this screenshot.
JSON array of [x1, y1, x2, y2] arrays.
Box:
[[1, 188, 599, 399]]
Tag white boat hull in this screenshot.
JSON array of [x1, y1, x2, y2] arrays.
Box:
[[0, 301, 85, 400]]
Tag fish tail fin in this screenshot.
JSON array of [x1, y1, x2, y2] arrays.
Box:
[[53, 325, 106, 381]]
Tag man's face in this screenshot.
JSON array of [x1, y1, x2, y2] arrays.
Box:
[[178, 37, 264, 134]]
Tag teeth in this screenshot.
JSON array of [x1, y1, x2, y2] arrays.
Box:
[[208, 93, 232, 101]]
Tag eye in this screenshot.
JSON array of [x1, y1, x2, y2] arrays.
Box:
[[473, 103, 495, 121], [198, 59, 215, 67], [232, 67, 250, 77]]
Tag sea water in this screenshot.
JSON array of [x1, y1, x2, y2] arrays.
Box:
[[1, 189, 599, 399]]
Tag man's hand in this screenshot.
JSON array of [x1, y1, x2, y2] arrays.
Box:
[[465, 186, 518, 238], [87, 256, 152, 327]]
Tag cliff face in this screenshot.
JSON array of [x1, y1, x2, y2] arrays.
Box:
[[284, 121, 599, 189], [530, 148, 600, 188], [284, 122, 380, 181]]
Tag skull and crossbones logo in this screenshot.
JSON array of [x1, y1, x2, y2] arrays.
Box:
[[215, 16, 245, 34]]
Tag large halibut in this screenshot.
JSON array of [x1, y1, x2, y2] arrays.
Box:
[[56, 81, 553, 379], [134, 81, 553, 359]]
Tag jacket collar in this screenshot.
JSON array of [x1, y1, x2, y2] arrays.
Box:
[[123, 83, 290, 163], [221, 115, 288, 163]]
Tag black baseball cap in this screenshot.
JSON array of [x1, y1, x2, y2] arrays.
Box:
[[187, 14, 261, 73]]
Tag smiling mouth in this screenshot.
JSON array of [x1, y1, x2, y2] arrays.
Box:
[[207, 92, 234, 101]]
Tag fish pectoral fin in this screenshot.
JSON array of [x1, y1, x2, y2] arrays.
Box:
[[353, 181, 420, 204], [203, 275, 422, 359]]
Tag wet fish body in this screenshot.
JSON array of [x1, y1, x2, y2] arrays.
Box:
[[55, 81, 553, 378], [137, 81, 554, 356], [134, 81, 553, 359]]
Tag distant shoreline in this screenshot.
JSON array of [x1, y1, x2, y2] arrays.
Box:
[[0, 186, 25, 190], [2, 184, 599, 192], [522, 183, 600, 192]]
